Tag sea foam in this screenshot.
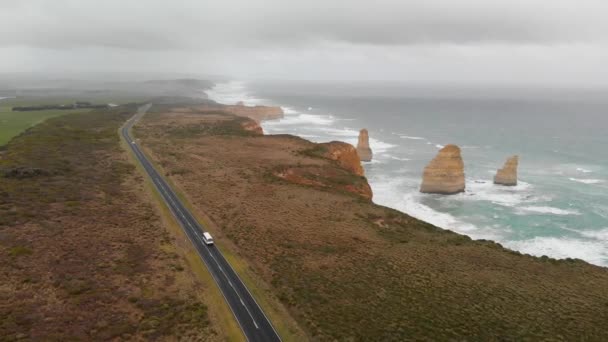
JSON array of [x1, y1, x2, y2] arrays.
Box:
[[399, 135, 426, 140], [458, 180, 534, 207], [206, 81, 265, 106], [517, 206, 581, 216], [506, 237, 607, 266], [386, 155, 411, 161], [580, 228, 608, 241], [569, 178, 604, 184], [369, 175, 502, 241]]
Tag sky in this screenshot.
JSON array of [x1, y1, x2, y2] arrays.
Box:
[[1, 0, 608, 86]]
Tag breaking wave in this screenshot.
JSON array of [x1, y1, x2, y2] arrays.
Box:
[[569, 178, 604, 185]]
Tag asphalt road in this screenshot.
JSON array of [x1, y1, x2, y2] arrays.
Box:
[[122, 104, 282, 342]]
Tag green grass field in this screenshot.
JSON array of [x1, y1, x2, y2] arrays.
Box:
[[0, 96, 146, 146], [0, 107, 91, 146]]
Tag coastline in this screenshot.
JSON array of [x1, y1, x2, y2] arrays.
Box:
[[205, 80, 608, 267], [131, 103, 608, 340]]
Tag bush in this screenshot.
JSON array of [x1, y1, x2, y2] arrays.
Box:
[[8, 246, 32, 257]]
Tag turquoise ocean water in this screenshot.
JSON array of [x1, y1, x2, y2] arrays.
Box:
[[207, 81, 608, 266]]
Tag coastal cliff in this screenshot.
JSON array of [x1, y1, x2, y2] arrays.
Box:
[[494, 155, 518, 186], [240, 119, 264, 135], [195, 103, 284, 122], [356, 129, 373, 162], [319, 141, 365, 176], [134, 104, 608, 342], [275, 165, 373, 200], [225, 102, 284, 122], [420, 144, 465, 194]]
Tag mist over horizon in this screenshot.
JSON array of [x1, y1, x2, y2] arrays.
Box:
[[2, 0, 608, 87]]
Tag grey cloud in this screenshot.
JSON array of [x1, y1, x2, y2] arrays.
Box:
[[1, 0, 607, 86], [1, 0, 607, 51]]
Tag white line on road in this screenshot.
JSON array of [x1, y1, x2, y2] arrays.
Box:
[[241, 298, 260, 329]]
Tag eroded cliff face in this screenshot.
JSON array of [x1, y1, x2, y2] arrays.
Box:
[[319, 141, 365, 177], [240, 119, 264, 135], [420, 144, 465, 194], [356, 129, 373, 162], [275, 165, 373, 200], [272, 140, 372, 199], [494, 155, 518, 186]]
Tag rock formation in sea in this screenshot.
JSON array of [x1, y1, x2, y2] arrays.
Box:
[[494, 155, 518, 186], [319, 141, 365, 176], [356, 129, 373, 162], [420, 144, 465, 194]]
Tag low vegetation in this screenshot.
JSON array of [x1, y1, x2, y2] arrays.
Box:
[[0, 105, 223, 340], [12, 102, 109, 112], [135, 106, 608, 341]]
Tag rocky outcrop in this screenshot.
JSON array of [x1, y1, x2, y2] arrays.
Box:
[[240, 119, 264, 135], [287, 141, 371, 199], [494, 155, 518, 186], [319, 141, 365, 176], [275, 165, 373, 200], [420, 144, 465, 194], [356, 129, 373, 162]]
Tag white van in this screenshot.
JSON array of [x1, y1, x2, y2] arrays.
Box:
[[202, 232, 214, 245]]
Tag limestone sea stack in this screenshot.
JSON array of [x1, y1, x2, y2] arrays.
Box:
[[494, 155, 518, 186], [356, 129, 373, 162], [420, 144, 465, 194]]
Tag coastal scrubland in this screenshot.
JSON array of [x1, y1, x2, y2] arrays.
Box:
[[0, 105, 229, 340], [135, 105, 608, 341]]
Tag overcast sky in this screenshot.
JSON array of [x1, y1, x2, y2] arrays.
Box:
[[1, 0, 608, 86]]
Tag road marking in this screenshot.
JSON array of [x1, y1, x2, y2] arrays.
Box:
[[241, 298, 260, 329], [213, 251, 283, 339], [124, 111, 278, 341]]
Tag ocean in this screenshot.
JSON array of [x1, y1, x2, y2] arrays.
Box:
[[206, 80, 608, 267]]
